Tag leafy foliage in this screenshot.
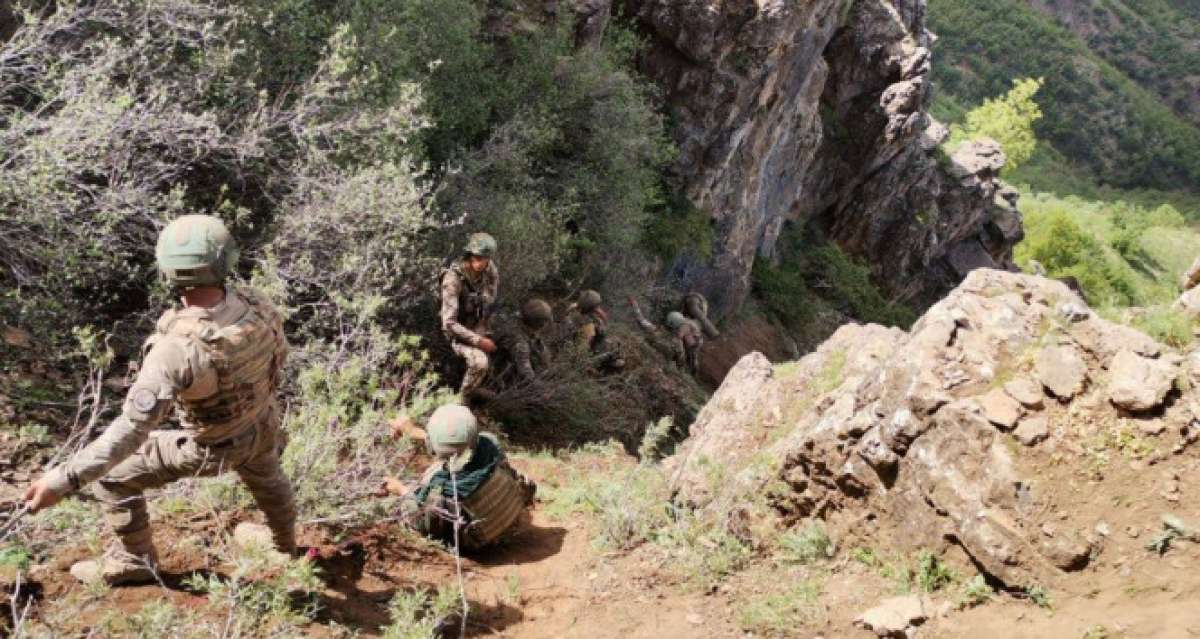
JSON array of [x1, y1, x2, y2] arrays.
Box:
[[947, 78, 1044, 173], [753, 225, 916, 334]]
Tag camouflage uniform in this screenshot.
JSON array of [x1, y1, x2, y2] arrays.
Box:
[[440, 260, 500, 393], [682, 292, 720, 338], [674, 318, 705, 374], [404, 432, 536, 550], [572, 309, 624, 371], [44, 287, 296, 558], [490, 312, 550, 383], [632, 306, 704, 374]]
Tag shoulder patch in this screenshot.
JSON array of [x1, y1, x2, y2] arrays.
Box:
[[130, 387, 159, 413]]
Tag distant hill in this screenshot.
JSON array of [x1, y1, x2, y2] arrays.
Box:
[[928, 0, 1200, 193]]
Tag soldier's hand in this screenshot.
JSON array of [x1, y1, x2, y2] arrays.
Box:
[[595, 307, 609, 321], [23, 478, 62, 513], [478, 338, 497, 354]]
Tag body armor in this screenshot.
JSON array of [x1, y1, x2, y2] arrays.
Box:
[[460, 464, 528, 548], [442, 262, 496, 330], [148, 287, 286, 442]]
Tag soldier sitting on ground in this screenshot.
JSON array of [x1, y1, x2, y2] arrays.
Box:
[[440, 232, 500, 399], [21, 215, 297, 586], [489, 298, 554, 385], [400, 405, 536, 551], [629, 296, 705, 375], [569, 289, 625, 371]]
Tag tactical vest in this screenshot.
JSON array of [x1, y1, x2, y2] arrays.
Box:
[[441, 262, 493, 327], [151, 287, 286, 439], [460, 465, 527, 548]]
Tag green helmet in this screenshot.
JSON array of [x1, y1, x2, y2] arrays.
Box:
[[464, 232, 497, 258], [665, 311, 686, 330], [155, 215, 238, 289], [427, 404, 479, 471], [520, 298, 553, 329], [578, 289, 602, 312]]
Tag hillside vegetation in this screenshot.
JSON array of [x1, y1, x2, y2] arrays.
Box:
[[929, 0, 1200, 193]]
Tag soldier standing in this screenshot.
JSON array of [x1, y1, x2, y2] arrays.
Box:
[[401, 404, 536, 550], [440, 233, 500, 396], [22, 215, 297, 586]]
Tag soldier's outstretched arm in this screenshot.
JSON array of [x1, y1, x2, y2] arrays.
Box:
[[627, 296, 656, 332], [30, 337, 193, 506]]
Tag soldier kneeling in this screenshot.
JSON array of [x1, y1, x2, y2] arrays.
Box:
[[402, 405, 536, 550]]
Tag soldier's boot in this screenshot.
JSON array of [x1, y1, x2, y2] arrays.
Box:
[[71, 527, 158, 586]]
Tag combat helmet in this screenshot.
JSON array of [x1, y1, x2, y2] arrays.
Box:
[[665, 311, 686, 330], [520, 298, 553, 330], [155, 215, 239, 289], [427, 404, 479, 471], [464, 233, 497, 259], [577, 290, 602, 313]]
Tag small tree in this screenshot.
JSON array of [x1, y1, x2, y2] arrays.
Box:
[[948, 77, 1044, 173]]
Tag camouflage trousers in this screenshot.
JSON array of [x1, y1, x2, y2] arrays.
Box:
[[93, 404, 297, 556], [451, 340, 490, 394]]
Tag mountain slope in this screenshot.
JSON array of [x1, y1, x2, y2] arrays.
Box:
[[929, 0, 1200, 192]]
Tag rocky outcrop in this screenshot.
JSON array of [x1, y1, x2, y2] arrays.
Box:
[[669, 270, 1200, 587], [627, 0, 1022, 317]]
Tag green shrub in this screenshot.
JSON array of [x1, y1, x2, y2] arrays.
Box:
[[753, 226, 915, 331], [439, 19, 674, 305], [1128, 306, 1196, 349], [1016, 202, 1141, 306], [777, 524, 835, 565], [543, 461, 672, 551], [947, 78, 1044, 173], [736, 581, 824, 636], [957, 574, 994, 608], [382, 585, 463, 639]]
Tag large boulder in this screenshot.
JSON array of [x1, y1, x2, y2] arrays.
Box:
[[1107, 349, 1177, 412], [668, 270, 1200, 588]]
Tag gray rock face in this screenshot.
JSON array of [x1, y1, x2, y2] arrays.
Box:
[[1108, 349, 1177, 412], [669, 270, 1193, 587], [628, 0, 1024, 317]]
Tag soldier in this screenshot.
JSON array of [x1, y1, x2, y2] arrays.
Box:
[[491, 298, 554, 383], [440, 233, 500, 396], [402, 404, 536, 550], [570, 289, 624, 371], [21, 215, 296, 586], [629, 297, 704, 375], [682, 291, 720, 339]]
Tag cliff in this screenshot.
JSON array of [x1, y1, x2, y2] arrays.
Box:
[[625, 0, 1023, 317]]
